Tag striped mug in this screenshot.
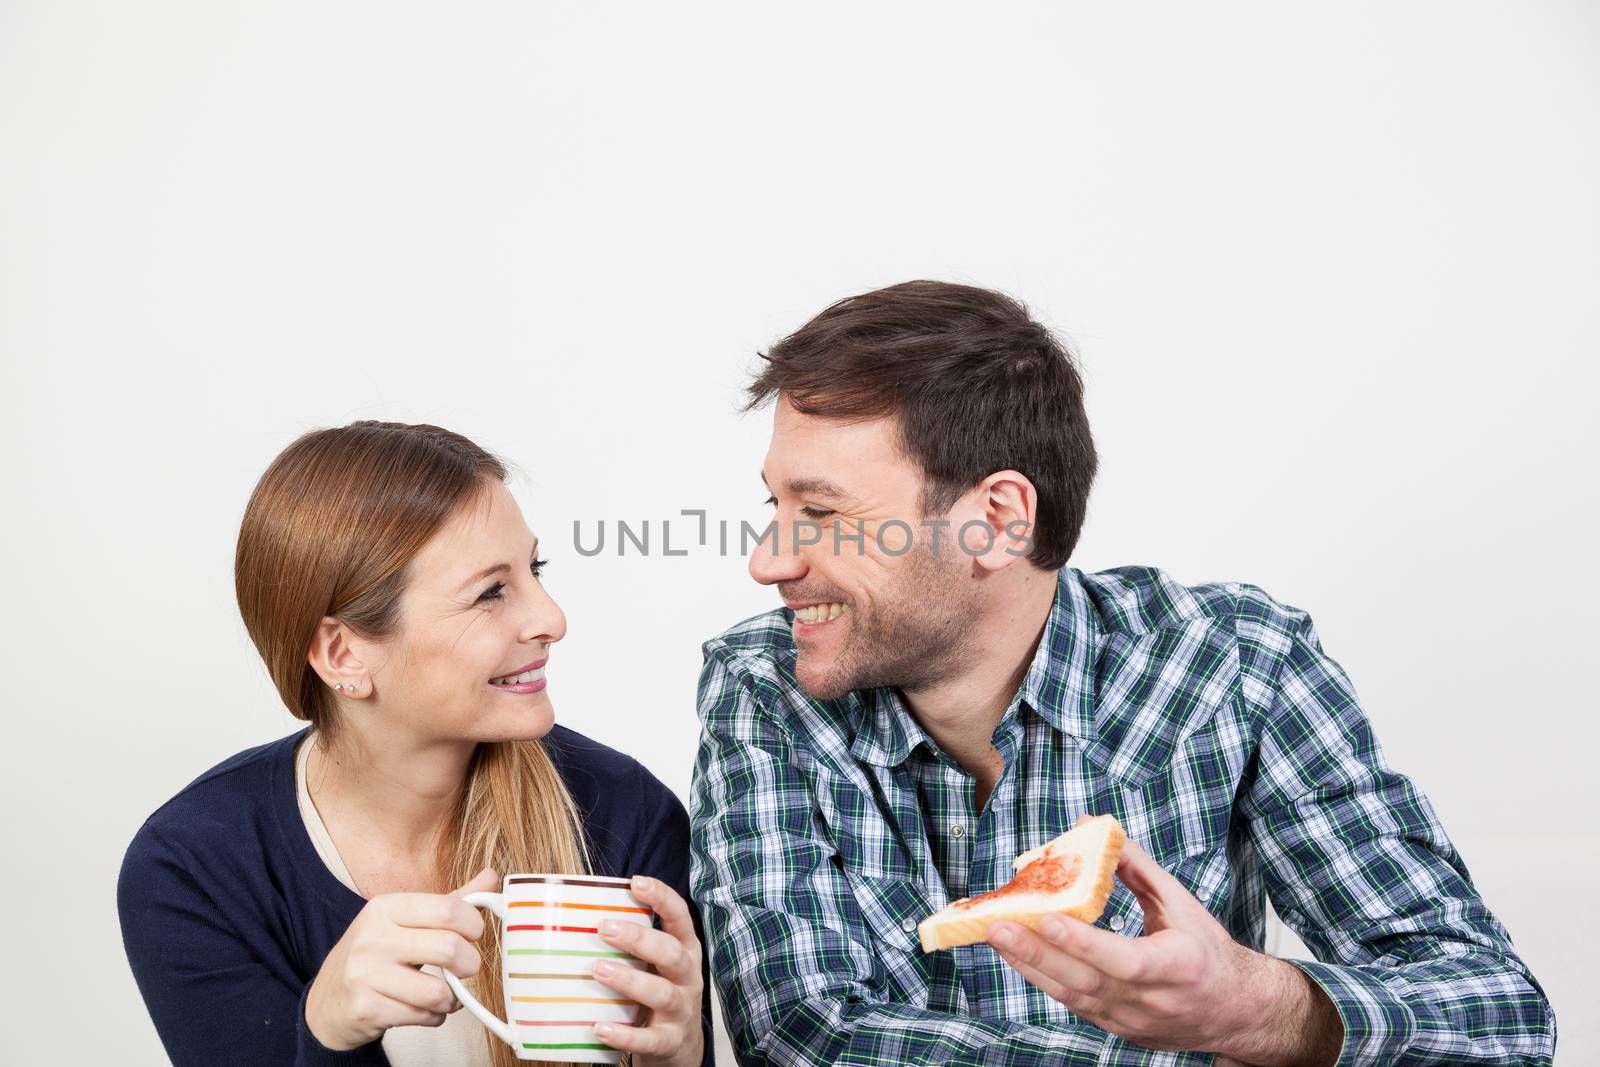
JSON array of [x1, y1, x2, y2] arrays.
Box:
[[443, 873, 654, 1063]]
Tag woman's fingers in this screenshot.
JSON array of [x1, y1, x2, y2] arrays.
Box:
[[630, 876, 697, 944], [590, 885, 700, 1063], [360, 988, 448, 1031], [310, 893, 485, 1051], [452, 867, 500, 897], [388, 927, 481, 977], [599, 920, 695, 982], [368, 965, 458, 1016], [594, 1019, 672, 1057], [379, 893, 486, 942], [592, 960, 677, 1011]]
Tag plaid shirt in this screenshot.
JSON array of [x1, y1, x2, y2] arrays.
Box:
[[689, 566, 1556, 1067]]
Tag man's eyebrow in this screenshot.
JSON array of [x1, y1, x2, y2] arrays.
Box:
[[457, 540, 541, 592], [760, 470, 851, 501]]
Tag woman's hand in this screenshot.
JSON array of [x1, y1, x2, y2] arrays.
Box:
[[304, 868, 500, 1051], [591, 875, 706, 1067]]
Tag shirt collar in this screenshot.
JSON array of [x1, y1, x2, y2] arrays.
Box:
[[849, 568, 1099, 768]]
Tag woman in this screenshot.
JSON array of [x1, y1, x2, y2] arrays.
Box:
[[118, 422, 710, 1067]]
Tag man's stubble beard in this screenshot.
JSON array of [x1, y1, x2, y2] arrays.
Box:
[[796, 542, 979, 701]]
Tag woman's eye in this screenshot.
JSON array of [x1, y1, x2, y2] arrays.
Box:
[[763, 494, 777, 507], [476, 560, 544, 604]]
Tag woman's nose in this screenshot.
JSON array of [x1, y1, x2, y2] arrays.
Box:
[[521, 585, 567, 644]]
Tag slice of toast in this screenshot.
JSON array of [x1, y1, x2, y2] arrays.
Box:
[[917, 814, 1126, 952]]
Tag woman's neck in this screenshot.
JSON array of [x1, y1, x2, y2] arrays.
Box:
[[304, 726, 476, 889]]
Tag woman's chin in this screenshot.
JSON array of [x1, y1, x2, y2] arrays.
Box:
[[479, 701, 557, 742]]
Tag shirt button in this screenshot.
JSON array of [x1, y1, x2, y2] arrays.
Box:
[[950, 823, 966, 839], [1109, 915, 1125, 932], [901, 918, 917, 933]]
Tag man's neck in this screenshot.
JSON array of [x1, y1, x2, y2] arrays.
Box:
[[898, 568, 1058, 804]]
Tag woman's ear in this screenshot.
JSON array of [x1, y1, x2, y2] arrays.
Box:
[[308, 617, 369, 696]]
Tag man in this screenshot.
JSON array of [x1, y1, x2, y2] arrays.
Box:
[[688, 281, 1556, 1066]]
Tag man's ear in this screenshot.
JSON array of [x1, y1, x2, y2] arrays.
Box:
[[961, 470, 1039, 573], [308, 617, 369, 695]]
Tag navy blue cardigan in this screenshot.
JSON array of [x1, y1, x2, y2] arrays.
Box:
[[118, 726, 715, 1066]]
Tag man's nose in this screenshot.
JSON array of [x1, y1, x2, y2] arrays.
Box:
[[748, 520, 806, 586]]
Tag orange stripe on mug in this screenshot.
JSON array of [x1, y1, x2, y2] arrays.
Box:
[[508, 901, 650, 915]]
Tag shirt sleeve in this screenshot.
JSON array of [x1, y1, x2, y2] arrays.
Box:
[[1234, 589, 1557, 1067], [117, 823, 388, 1067], [689, 643, 1110, 1067]]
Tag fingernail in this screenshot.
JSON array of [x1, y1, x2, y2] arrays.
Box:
[[594, 1023, 614, 1039], [599, 919, 623, 938], [631, 875, 650, 892], [1038, 915, 1065, 939], [990, 926, 1016, 948], [594, 960, 615, 978]]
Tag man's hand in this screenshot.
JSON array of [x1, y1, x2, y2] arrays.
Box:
[[986, 839, 1342, 1067]]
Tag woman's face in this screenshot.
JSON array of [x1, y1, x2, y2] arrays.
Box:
[[361, 481, 566, 745]]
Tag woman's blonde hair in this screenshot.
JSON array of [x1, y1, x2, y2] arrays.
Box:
[[235, 420, 591, 1067]]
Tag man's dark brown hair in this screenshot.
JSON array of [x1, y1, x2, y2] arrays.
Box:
[[746, 280, 1097, 571]]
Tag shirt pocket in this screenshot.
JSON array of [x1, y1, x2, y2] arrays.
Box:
[[841, 870, 969, 1010], [841, 869, 931, 955]]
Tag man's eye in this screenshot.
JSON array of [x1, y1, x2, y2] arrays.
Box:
[[765, 494, 831, 520]]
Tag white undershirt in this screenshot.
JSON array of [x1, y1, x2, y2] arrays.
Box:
[[295, 735, 494, 1067]]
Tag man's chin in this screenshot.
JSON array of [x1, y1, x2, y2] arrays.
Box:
[[793, 652, 856, 702]]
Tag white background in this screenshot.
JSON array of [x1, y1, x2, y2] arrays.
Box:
[[2, 2, 1596, 1063]]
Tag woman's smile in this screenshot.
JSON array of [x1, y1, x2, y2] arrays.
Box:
[[489, 657, 547, 693]]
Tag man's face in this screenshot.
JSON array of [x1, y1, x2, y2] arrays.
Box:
[[750, 397, 978, 700]]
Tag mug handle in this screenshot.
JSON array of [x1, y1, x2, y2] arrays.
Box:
[[442, 891, 513, 1047]]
